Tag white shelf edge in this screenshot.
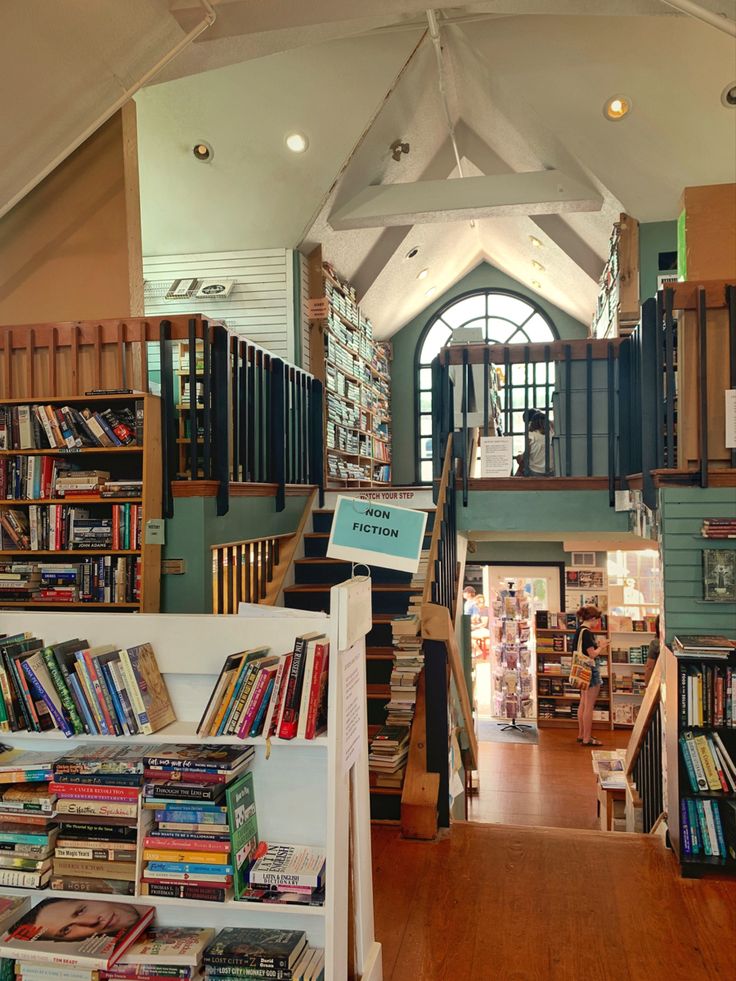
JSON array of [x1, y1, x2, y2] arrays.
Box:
[[0, 886, 325, 917], [0, 722, 328, 749]]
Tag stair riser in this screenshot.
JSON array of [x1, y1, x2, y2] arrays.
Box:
[[295, 561, 412, 586], [370, 794, 401, 823], [367, 660, 393, 686], [367, 697, 389, 728], [367, 622, 393, 647], [312, 511, 436, 535], [285, 590, 415, 615], [304, 534, 434, 558]]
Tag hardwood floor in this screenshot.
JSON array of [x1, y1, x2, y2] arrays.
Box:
[[371, 822, 736, 981], [467, 726, 623, 830]]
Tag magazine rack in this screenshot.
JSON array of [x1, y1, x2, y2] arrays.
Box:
[[0, 578, 382, 981]]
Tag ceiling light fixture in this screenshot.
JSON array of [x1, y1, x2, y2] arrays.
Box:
[[531, 260, 545, 272], [529, 235, 544, 249], [417, 268, 429, 280], [531, 280, 542, 290], [721, 82, 736, 107], [285, 132, 309, 153], [425, 286, 437, 297], [603, 95, 632, 121], [192, 142, 213, 162], [406, 246, 420, 259]]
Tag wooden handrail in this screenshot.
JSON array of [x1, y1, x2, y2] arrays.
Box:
[[422, 434, 453, 606], [438, 337, 622, 366], [210, 532, 295, 552], [625, 653, 664, 776]]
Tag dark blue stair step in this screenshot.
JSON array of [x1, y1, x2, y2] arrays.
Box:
[[369, 787, 402, 823], [304, 531, 433, 558], [294, 558, 412, 586], [283, 585, 417, 615], [311, 509, 435, 535]]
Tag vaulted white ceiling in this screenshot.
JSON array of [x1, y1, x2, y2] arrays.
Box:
[[2, 0, 735, 337]]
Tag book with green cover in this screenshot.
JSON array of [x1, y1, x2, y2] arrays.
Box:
[[225, 771, 258, 900]]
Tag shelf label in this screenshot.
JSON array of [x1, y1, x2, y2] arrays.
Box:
[[327, 496, 427, 573], [145, 519, 165, 545]]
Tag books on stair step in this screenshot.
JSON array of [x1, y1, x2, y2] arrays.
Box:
[[390, 615, 420, 637], [410, 551, 429, 590], [369, 725, 409, 788]]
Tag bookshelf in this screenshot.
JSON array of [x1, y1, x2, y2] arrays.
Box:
[[174, 340, 205, 479], [610, 629, 654, 728], [0, 395, 161, 613], [536, 622, 611, 729], [307, 248, 392, 487], [664, 647, 736, 877], [0, 597, 382, 979]]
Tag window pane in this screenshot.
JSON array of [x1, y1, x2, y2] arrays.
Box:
[[419, 367, 432, 389], [420, 322, 451, 363], [440, 294, 486, 329], [486, 318, 518, 344], [511, 363, 531, 384], [486, 293, 537, 324], [524, 312, 555, 343], [421, 437, 432, 456], [420, 460, 433, 482], [420, 415, 432, 435], [420, 391, 432, 412], [451, 318, 485, 344]]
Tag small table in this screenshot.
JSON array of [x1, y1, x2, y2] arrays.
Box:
[[597, 781, 626, 831]]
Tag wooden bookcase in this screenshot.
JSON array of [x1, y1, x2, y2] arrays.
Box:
[[0, 394, 161, 612], [174, 340, 205, 478], [592, 213, 640, 339], [0, 591, 382, 980], [307, 246, 392, 487], [610, 629, 653, 728], [536, 626, 611, 730]]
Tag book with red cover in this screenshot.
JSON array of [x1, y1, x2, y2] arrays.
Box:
[[278, 633, 324, 740]]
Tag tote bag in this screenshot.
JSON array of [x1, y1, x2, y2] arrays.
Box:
[[569, 627, 593, 691]]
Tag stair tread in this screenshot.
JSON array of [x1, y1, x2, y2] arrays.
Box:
[[296, 557, 412, 566], [367, 684, 391, 698], [285, 583, 418, 593]]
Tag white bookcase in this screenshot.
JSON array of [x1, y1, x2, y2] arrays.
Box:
[[0, 580, 382, 981]]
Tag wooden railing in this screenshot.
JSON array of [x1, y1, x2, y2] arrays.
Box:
[[422, 434, 456, 610], [625, 655, 665, 833]]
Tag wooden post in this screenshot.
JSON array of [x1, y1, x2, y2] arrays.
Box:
[[400, 672, 440, 840]]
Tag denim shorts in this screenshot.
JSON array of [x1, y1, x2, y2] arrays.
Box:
[[590, 661, 602, 688]]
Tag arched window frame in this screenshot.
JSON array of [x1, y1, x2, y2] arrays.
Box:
[[414, 288, 559, 484]]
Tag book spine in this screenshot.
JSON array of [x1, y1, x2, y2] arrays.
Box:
[[98, 661, 127, 736], [296, 645, 316, 740], [305, 643, 327, 740], [278, 636, 308, 740], [141, 882, 227, 903], [679, 798, 691, 855], [21, 660, 73, 737], [0, 653, 17, 731], [109, 659, 139, 734], [702, 799, 721, 858], [74, 656, 106, 734], [679, 736, 700, 793], [42, 648, 84, 735], [249, 676, 275, 737], [695, 799, 713, 856], [143, 836, 229, 851], [68, 671, 97, 734], [50, 875, 135, 895], [9, 655, 41, 731], [220, 664, 253, 737], [237, 670, 270, 738], [118, 648, 152, 734], [262, 656, 288, 739], [686, 798, 700, 854], [682, 732, 708, 791], [202, 968, 293, 981], [146, 862, 233, 874], [54, 846, 136, 862], [55, 800, 139, 818], [679, 667, 688, 727], [49, 782, 140, 800], [143, 850, 228, 864], [705, 735, 730, 792], [0, 867, 48, 887], [693, 734, 721, 791]]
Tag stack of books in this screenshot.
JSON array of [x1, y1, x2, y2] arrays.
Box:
[[701, 519, 736, 539], [386, 616, 422, 727], [203, 928, 323, 981], [241, 842, 325, 908], [368, 724, 410, 788], [55, 471, 110, 497], [673, 635, 736, 660], [0, 636, 174, 737], [104, 927, 214, 981], [140, 744, 255, 904], [196, 635, 329, 742], [0, 751, 59, 889], [0, 897, 154, 980], [101, 480, 143, 500], [0, 403, 141, 451], [0, 457, 76, 500], [50, 746, 145, 894], [0, 563, 40, 602]]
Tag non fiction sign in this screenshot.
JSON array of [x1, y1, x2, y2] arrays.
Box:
[[327, 497, 428, 573]]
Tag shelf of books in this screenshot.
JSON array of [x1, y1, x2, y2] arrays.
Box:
[[0, 395, 162, 613], [609, 616, 657, 727], [174, 341, 205, 479], [665, 634, 736, 878], [0, 596, 382, 980], [307, 249, 392, 488]]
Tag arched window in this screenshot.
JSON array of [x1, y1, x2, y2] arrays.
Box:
[[415, 289, 558, 482]]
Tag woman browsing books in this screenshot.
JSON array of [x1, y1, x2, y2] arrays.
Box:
[[573, 605, 609, 747]]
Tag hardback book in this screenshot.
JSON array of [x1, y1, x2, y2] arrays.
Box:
[[248, 844, 325, 890], [116, 929, 215, 967], [54, 746, 147, 776], [203, 929, 307, 971], [195, 652, 252, 737], [0, 893, 32, 933], [673, 635, 736, 655], [119, 645, 175, 735], [142, 746, 253, 772], [50, 876, 136, 896], [225, 771, 258, 900], [278, 633, 325, 740], [0, 898, 154, 967]]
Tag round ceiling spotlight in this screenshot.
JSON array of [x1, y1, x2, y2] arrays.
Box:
[[529, 235, 544, 249], [425, 286, 437, 298], [285, 132, 309, 153], [721, 82, 736, 107], [192, 141, 213, 162], [406, 246, 420, 259], [531, 259, 545, 272], [603, 95, 632, 121], [531, 280, 542, 290], [417, 268, 429, 280]]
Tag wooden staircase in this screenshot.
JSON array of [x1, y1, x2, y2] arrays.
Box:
[[284, 507, 435, 823]]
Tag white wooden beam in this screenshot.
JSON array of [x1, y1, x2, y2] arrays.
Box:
[[328, 170, 603, 229]]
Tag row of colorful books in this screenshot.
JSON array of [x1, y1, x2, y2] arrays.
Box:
[[197, 634, 329, 742], [0, 505, 141, 552], [680, 797, 736, 861], [0, 635, 174, 737], [680, 729, 736, 794], [0, 461, 141, 504], [0, 899, 324, 980], [0, 558, 141, 606], [0, 404, 141, 452], [679, 662, 735, 728]]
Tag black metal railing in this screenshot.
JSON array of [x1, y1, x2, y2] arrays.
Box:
[[160, 319, 323, 516], [631, 700, 664, 833]]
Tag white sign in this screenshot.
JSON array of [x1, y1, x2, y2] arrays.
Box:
[[341, 641, 365, 775], [726, 389, 736, 449], [145, 519, 165, 545], [615, 490, 633, 512], [327, 497, 427, 574], [479, 436, 514, 477], [334, 576, 373, 651]]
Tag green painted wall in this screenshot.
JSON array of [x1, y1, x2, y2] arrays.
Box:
[[659, 487, 736, 644], [458, 490, 629, 536], [390, 261, 588, 485], [639, 220, 677, 305], [161, 493, 311, 613], [469, 541, 567, 564]]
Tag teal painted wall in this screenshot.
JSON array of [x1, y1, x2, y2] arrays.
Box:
[[161, 493, 311, 613], [469, 541, 567, 564], [390, 261, 589, 485], [459, 490, 630, 536], [659, 487, 736, 644], [639, 221, 677, 305]]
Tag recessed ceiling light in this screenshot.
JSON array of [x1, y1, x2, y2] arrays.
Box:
[[192, 142, 213, 162], [425, 286, 437, 297], [721, 82, 736, 107], [531, 280, 542, 290], [417, 268, 429, 280], [406, 246, 420, 259], [532, 260, 545, 272], [529, 235, 544, 249], [285, 132, 309, 153], [603, 95, 631, 121]]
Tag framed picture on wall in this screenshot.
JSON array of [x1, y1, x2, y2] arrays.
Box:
[[702, 549, 736, 603]]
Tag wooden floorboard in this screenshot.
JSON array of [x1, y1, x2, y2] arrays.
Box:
[[371, 822, 736, 980]]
